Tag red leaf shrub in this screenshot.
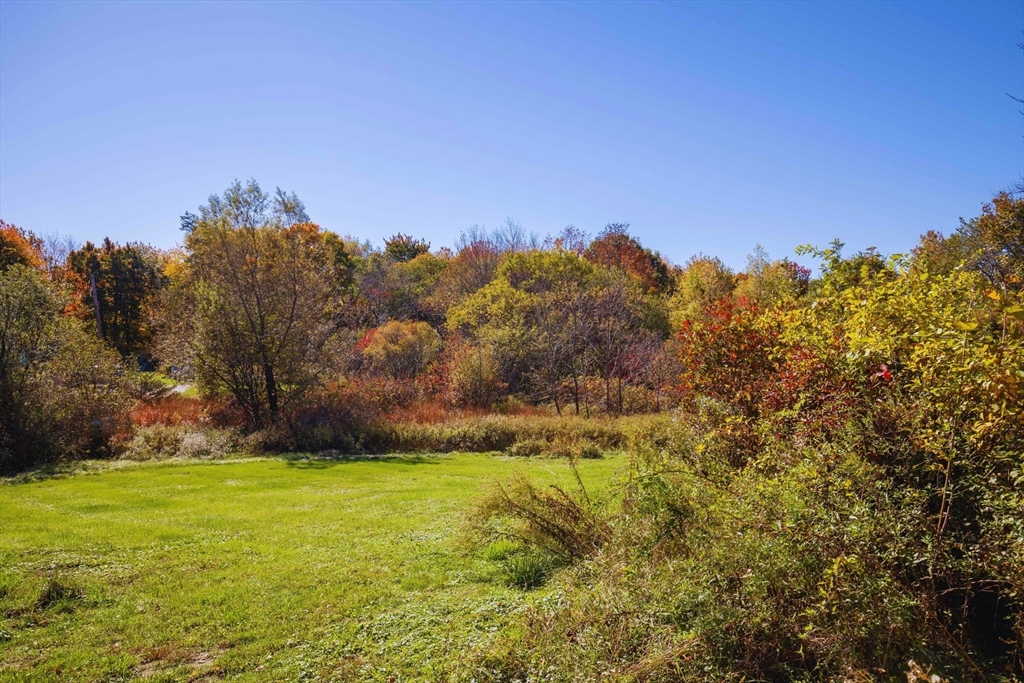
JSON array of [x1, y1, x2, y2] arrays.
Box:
[[677, 297, 778, 419], [130, 395, 240, 428]]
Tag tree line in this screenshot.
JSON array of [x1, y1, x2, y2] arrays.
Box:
[[1, 179, 1021, 473]]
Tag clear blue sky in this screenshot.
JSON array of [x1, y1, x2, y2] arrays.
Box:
[[1, 1, 1021, 269]]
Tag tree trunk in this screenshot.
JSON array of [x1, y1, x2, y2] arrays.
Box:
[[89, 273, 104, 340], [571, 371, 581, 416], [264, 363, 278, 420]]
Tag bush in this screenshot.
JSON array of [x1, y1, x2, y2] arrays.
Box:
[[129, 394, 229, 427], [481, 537, 556, 588], [506, 439, 544, 457], [540, 435, 604, 460], [470, 473, 611, 565], [121, 425, 240, 461], [1, 265, 137, 473], [445, 337, 505, 408], [473, 445, 929, 681]]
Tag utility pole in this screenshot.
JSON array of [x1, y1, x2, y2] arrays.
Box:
[[90, 272, 104, 340]]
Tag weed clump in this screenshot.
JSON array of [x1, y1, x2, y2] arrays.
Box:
[[468, 465, 611, 595], [482, 539, 559, 589], [34, 576, 83, 612], [499, 548, 557, 589]]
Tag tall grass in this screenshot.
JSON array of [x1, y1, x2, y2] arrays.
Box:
[[353, 413, 672, 455], [122, 393, 674, 462]]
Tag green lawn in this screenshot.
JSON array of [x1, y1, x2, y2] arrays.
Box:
[[0, 454, 621, 682]]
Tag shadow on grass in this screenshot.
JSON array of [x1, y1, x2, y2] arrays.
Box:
[[1, 451, 455, 483], [1, 460, 117, 485], [279, 453, 447, 469]]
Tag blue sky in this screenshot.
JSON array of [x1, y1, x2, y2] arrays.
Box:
[[1, 1, 1021, 269]]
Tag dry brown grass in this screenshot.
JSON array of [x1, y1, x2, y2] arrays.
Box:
[[382, 399, 551, 424]]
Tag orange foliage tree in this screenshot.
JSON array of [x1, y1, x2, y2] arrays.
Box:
[[584, 223, 672, 294], [0, 220, 44, 271]]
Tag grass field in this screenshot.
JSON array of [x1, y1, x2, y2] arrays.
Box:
[[0, 453, 622, 682]]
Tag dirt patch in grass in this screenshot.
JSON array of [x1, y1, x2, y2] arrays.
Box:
[[134, 644, 228, 679]]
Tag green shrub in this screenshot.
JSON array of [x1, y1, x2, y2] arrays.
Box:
[[506, 439, 544, 457], [482, 539, 559, 589], [0, 573, 14, 600], [1, 265, 137, 473]]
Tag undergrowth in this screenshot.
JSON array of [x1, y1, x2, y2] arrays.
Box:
[[114, 412, 673, 463], [466, 425, 1004, 682], [460, 250, 1024, 682]]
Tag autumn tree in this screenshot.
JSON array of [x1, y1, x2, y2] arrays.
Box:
[[444, 333, 504, 407], [447, 272, 535, 397], [585, 223, 672, 294], [500, 249, 599, 413], [545, 225, 591, 255], [354, 250, 448, 326], [588, 270, 658, 414], [39, 232, 80, 284], [448, 246, 667, 414], [733, 245, 810, 309], [914, 192, 1023, 294], [0, 220, 45, 271], [66, 239, 165, 359], [668, 254, 735, 329], [429, 227, 502, 312], [360, 320, 441, 379], [490, 218, 537, 253], [0, 265, 135, 472], [172, 179, 343, 428], [384, 233, 431, 262], [353, 252, 396, 326]]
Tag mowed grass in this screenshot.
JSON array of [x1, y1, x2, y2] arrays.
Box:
[[0, 453, 621, 682]]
